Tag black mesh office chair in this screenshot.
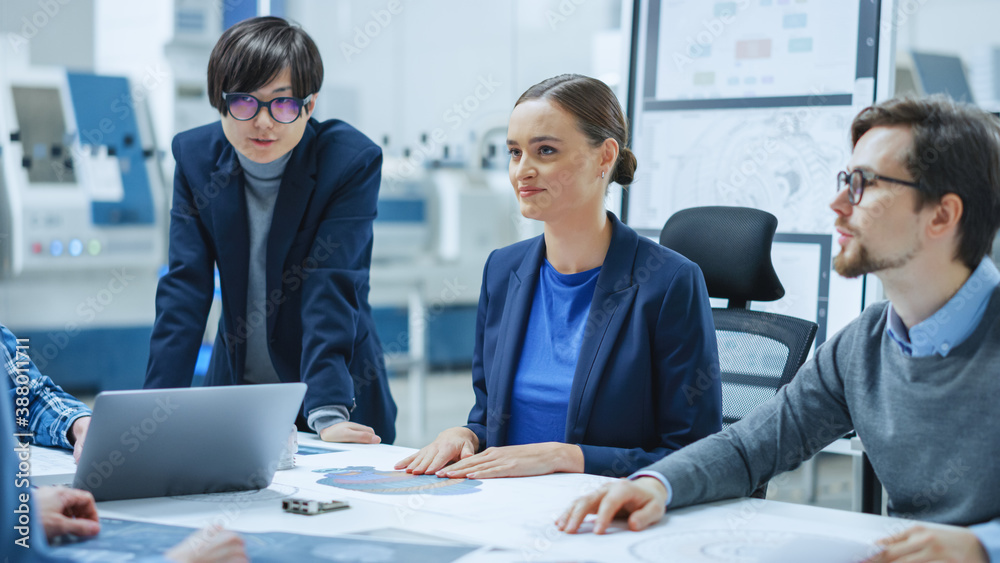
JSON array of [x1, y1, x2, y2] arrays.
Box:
[[659, 206, 818, 428]]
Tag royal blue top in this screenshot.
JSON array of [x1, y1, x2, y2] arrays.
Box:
[[506, 260, 601, 446]]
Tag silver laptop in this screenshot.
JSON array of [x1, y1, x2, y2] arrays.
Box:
[[72, 383, 306, 502]]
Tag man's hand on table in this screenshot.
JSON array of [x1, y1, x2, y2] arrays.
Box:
[[557, 476, 668, 534]]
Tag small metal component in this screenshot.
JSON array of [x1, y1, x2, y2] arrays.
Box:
[[281, 497, 350, 515]]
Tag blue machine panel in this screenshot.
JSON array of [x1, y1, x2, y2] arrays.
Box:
[[66, 73, 155, 225], [223, 2, 258, 29], [372, 305, 477, 370], [376, 198, 427, 223], [20, 326, 152, 392]]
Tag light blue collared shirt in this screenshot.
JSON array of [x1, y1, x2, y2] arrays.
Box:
[[885, 258, 1000, 557], [886, 258, 1000, 357]]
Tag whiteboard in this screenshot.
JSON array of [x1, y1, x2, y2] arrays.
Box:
[[625, 0, 895, 345]]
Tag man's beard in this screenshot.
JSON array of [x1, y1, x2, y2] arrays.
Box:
[[833, 239, 919, 278]]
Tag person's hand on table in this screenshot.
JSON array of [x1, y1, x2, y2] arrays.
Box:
[[394, 427, 479, 475], [435, 442, 583, 479], [865, 525, 988, 563], [36, 486, 100, 540], [319, 421, 380, 444], [70, 416, 91, 463], [165, 525, 248, 563], [557, 476, 668, 534]]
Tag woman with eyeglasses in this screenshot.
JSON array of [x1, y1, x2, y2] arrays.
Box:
[[145, 16, 396, 444]]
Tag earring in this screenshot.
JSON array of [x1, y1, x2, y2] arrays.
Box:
[[601, 170, 606, 179]]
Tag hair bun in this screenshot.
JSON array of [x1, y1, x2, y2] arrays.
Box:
[[613, 147, 637, 185]]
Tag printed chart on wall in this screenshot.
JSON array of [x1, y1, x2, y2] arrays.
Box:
[[626, 0, 888, 344]]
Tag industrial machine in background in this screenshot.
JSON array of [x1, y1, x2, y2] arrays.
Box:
[[367, 128, 523, 442], [0, 39, 167, 391], [369, 125, 524, 371]]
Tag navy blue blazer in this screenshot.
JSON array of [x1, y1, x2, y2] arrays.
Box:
[[466, 212, 722, 477], [145, 118, 396, 443]]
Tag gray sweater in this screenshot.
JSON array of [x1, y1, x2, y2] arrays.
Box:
[[649, 288, 1000, 526]]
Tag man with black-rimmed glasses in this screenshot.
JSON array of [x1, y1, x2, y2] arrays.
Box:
[[559, 95, 1000, 563]]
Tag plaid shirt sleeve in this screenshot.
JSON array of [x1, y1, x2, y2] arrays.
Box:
[[3, 324, 91, 450]]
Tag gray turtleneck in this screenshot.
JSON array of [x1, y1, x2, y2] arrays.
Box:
[[238, 151, 289, 387], [236, 151, 349, 432]]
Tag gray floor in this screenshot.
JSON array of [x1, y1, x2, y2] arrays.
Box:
[[388, 371, 857, 512]]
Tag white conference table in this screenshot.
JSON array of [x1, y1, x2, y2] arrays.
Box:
[[31, 434, 930, 562]]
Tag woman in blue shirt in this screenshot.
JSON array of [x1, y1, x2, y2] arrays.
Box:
[[397, 74, 722, 478]]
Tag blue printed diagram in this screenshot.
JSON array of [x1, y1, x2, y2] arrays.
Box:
[[52, 518, 476, 562], [314, 466, 483, 495], [296, 444, 346, 456]]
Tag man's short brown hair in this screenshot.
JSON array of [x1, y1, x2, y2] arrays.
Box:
[[207, 16, 322, 115], [851, 96, 1000, 269]]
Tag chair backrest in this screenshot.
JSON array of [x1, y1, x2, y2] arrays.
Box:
[[660, 206, 818, 427], [713, 308, 817, 426], [659, 205, 784, 309]]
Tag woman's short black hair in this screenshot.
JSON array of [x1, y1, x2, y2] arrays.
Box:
[[207, 16, 323, 115]]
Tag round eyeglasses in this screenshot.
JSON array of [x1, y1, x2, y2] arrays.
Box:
[[836, 169, 920, 205], [222, 92, 313, 124]]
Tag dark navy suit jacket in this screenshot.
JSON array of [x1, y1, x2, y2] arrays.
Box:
[[145, 118, 396, 443], [467, 213, 721, 477]]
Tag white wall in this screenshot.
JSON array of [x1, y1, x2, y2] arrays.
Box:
[[286, 0, 625, 164], [0, 0, 96, 70], [893, 0, 1000, 107]]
